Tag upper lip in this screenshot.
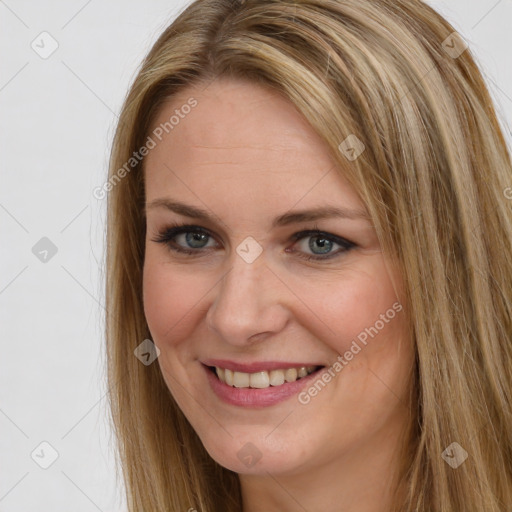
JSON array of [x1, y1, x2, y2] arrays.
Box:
[[201, 359, 324, 373]]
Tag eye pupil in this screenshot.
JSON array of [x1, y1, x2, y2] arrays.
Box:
[[310, 236, 333, 255], [186, 231, 209, 248]]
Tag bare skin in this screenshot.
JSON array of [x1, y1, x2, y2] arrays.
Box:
[[142, 77, 415, 512]]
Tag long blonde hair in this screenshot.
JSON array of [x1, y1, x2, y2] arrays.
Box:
[[104, 0, 512, 510]]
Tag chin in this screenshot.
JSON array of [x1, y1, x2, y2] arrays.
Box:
[[199, 428, 310, 475]]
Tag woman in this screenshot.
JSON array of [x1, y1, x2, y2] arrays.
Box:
[[104, 0, 512, 510]]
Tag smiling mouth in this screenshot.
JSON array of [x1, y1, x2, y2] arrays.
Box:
[[206, 365, 324, 389]]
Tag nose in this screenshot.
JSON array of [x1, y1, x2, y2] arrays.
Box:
[[205, 250, 290, 346]]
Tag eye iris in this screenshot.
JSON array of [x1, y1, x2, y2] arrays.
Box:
[[186, 231, 209, 248], [310, 236, 332, 255]]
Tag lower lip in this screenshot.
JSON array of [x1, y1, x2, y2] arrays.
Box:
[[203, 364, 325, 408]]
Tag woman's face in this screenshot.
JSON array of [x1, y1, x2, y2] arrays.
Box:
[[142, 77, 414, 478]]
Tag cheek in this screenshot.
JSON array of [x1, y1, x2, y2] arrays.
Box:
[[296, 266, 402, 359], [142, 257, 206, 345]]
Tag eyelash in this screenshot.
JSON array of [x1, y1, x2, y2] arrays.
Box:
[[150, 222, 356, 262]]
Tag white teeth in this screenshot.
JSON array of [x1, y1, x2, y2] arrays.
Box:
[[269, 370, 285, 386], [215, 365, 318, 388], [285, 368, 297, 382], [250, 371, 270, 388], [233, 371, 250, 388]]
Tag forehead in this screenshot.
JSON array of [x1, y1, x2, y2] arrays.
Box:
[[143, 78, 362, 213]]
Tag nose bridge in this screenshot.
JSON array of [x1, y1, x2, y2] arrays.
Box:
[[206, 251, 287, 344]]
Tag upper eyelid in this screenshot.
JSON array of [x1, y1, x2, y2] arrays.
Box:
[[161, 223, 340, 237]]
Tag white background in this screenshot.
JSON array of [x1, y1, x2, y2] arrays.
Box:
[[1, 0, 511, 510]]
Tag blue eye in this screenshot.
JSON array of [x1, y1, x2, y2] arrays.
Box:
[[288, 229, 355, 261], [151, 224, 217, 254], [151, 223, 356, 262]]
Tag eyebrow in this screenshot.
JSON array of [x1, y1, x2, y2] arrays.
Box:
[[145, 198, 371, 228]]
